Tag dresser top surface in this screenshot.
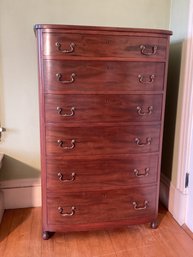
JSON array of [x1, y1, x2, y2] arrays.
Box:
[[34, 24, 172, 36]]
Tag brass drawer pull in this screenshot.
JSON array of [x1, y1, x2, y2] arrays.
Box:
[[133, 168, 149, 177], [57, 139, 76, 150], [135, 137, 152, 146], [57, 106, 75, 117], [138, 74, 155, 84], [140, 45, 158, 56], [58, 206, 76, 217], [56, 73, 76, 84], [55, 42, 75, 53], [58, 172, 76, 182], [137, 106, 153, 116], [132, 200, 148, 210]]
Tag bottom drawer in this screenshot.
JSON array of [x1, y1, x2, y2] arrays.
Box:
[[47, 186, 157, 225]]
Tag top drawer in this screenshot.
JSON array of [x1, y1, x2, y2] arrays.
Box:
[[43, 33, 168, 59]]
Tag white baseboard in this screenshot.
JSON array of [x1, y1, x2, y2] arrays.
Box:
[[0, 178, 41, 209], [160, 174, 188, 225]]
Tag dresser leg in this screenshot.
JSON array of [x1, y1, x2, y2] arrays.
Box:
[[42, 231, 54, 240], [150, 220, 158, 229]]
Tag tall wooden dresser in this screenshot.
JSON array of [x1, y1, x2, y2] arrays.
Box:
[[34, 24, 172, 239]]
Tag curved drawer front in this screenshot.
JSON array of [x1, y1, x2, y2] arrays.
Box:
[[47, 186, 157, 225], [43, 60, 165, 93], [46, 154, 159, 191], [43, 33, 167, 59], [45, 94, 162, 123], [45, 125, 160, 156]]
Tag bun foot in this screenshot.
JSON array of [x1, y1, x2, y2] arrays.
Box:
[[150, 220, 158, 229], [42, 231, 54, 240]]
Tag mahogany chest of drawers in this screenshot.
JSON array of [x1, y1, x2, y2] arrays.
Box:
[[34, 24, 172, 239]]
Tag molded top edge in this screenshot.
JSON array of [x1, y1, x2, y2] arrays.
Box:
[[34, 24, 172, 35]]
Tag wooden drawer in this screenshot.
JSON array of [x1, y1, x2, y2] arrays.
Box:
[[47, 186, 157, 225], [46, 154, 159, 191], [45, 125, 160, 156], [43, 60, 165, 93], [43, 33, 167, 59], [45, 94, 162, 123]]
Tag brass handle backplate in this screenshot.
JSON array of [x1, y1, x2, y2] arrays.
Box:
[[137, 106, 153, 116], [56, 73, 76, 84], [57, 107, 75, 117], [58, 172, 76, 182], [133, 168, 149, 177], [57, 139, 76, 150], [140, 45, 158, 56], [135, 137, 152, 146], [58, 206, 76, 217], [138, 74, 155, 84], [132, 200, 149, 210], [55, 42, 75, 53]]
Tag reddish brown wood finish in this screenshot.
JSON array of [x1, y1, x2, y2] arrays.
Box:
[[43, 61, 165, 93], [42, 33, 168, 59], [45, 94, 162, 123], [45, 125, 160, 156], [46, 154, 159, 191], [47, 186, 157, 225], [34, 24, 172, 239]]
